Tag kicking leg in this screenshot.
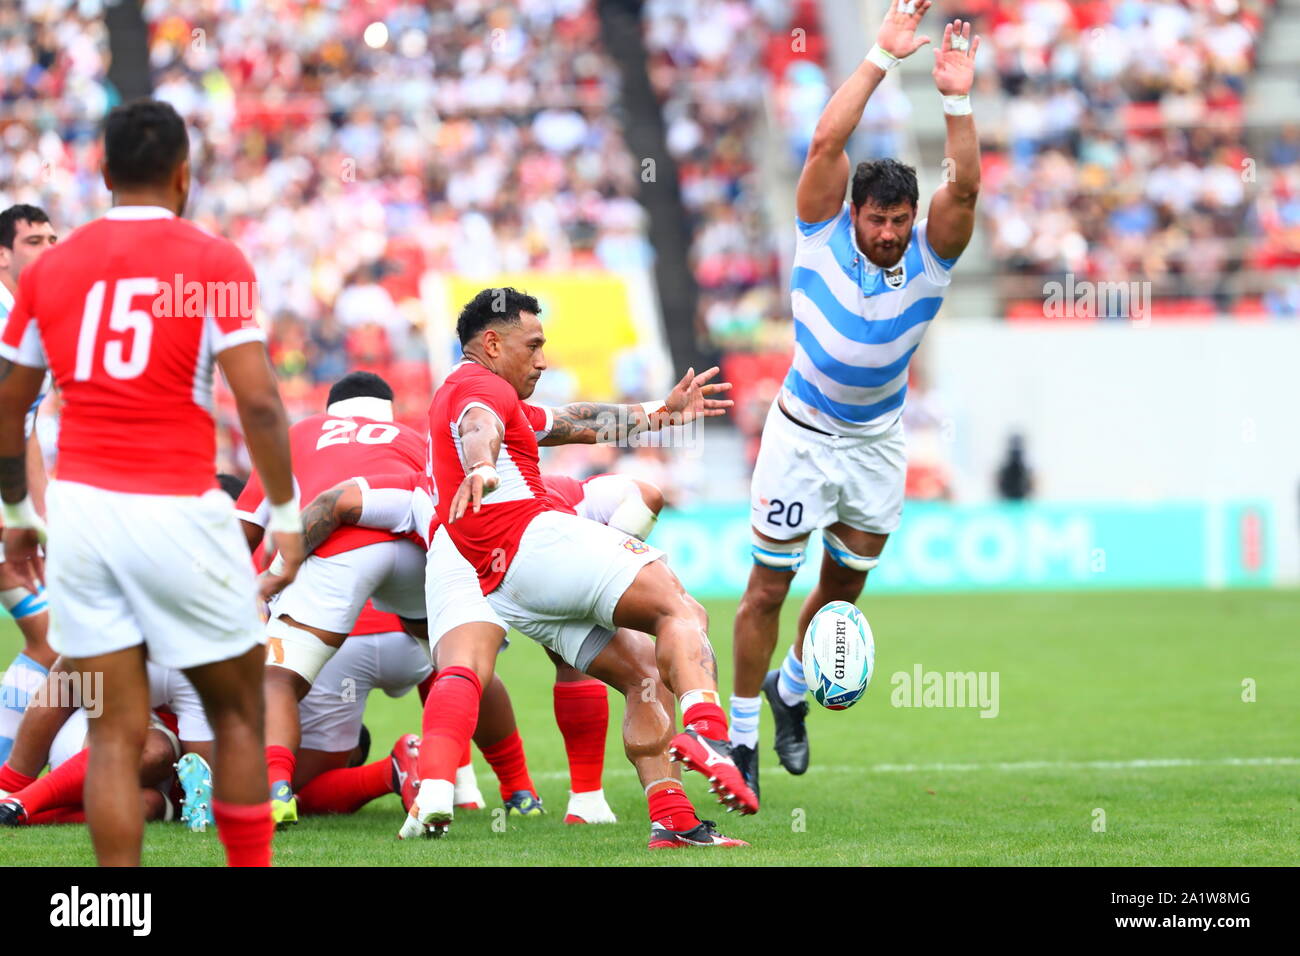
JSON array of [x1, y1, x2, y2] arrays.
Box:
[[613, 558, 758, 814], [584, 630, 746, 848]]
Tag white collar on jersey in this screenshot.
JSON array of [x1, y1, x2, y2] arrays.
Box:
[[105, 205, 176, 221], [326, 397, 394, 421]]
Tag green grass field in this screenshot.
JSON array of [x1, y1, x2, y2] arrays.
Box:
[[3, 588, 1297, 866]]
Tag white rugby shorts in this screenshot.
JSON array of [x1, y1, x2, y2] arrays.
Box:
[[270, 539, 427, 635], [425, 524, 507, 654], [750, 400, 907, 540], [298, 631, 432, 753], [487, 510, 662, 671], [45, 480, 264, 670]]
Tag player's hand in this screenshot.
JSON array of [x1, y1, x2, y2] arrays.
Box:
[[1, 527, 44, 594], [662, 366, 734, 426], [932, 19, 980, 95], [258, 530, 304, 602], [876, 0, 934, 60], [448, 467, 499, 523]]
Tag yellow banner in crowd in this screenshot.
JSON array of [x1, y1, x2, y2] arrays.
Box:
[[441, 273, 644, 400]]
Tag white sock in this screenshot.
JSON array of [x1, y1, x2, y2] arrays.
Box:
[[729, 694, 761, 748], [777, 646, 808, 707]]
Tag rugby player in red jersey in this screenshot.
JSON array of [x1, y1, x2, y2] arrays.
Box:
[[235, 370, 428, 827], [0, 97, 301, 867]]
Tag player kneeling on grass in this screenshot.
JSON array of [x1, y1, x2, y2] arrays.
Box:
[[0, 660, 203, 826]]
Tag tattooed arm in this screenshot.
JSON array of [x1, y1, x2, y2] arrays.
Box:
[[539, 366, 735, 446], [258, 480, 363, 600], [0, 358, 50, 593]]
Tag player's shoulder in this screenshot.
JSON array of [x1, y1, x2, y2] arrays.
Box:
[[794, 201, 851, 249], [912, 217, 959, 280]]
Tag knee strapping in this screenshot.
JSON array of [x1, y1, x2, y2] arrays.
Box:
[[751, 532, 805, 572], [1, 585, 47, 620], [607, 495, 658, 541], [265, 617, 337, 684], [822, 530, 880, 572]]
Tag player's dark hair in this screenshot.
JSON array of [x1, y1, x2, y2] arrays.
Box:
[[0, 204, 50, 249], [216, 473, 246, 501], [851, 158, 919, 211], [103, 99, 190, 189], [327, 371, 394, 406], [456, 287, 541, 346]]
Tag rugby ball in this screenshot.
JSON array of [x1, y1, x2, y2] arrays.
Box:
[[801, 601, 875, 710]]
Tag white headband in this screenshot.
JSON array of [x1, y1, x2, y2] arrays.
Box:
[[326, 396, 394, 421]]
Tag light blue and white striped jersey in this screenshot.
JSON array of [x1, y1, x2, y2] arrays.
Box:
[[0, 282, 51, 437], [782, 202, 958, 437]]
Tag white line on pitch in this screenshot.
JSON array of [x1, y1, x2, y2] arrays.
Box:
[[527, 756, 1298, 782]]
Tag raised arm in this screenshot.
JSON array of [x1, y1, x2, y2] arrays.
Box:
[[926, 19, 981, 260], [796, 0, 935, 224], [541, 366, 733, 446]]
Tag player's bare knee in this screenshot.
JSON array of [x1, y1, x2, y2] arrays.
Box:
[[741, 572, 793, 616]]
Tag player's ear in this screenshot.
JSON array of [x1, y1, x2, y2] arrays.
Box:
[[175, 158, 192, 208], [482, 327, 499, 358], [101, 161, 114, 195]]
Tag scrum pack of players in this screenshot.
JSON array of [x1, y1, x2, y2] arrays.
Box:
[[0, 1, 980, 866]]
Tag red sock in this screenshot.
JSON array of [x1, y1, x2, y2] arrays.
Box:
[[646, 782, 700, 832], [417, 672, 436, 705], [213, 800, 273, 867], [682, 701, 728, 741], [16, 748, 89, 815], [418, 667, 482, 785], [26, 806, 85, 825], [296, 759, 392, 815], [460, 741, 473, 768], [479, 730, 535, 802], [553, 679, 608, 793], [0, 761, 38, 793], [265, 745, 296, 790]]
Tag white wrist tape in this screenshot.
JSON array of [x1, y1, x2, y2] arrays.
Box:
[[865, 44, 899, 72], [2, 496, 43, 531], [638, 400, 667, 432], [470, 464, 499, 488], [942, 94, 973, 116], [267, 495, 302, 535]]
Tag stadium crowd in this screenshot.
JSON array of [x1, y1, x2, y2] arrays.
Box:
[[2, 0, 1296, 485]]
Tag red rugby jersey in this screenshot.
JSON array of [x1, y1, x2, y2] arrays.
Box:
[[236, 411, 425, 558], [427, 362, 554, 593], [0, 206, 264, 495]]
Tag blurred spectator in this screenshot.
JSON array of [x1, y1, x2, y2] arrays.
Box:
[[996, 434, 1035, 501]]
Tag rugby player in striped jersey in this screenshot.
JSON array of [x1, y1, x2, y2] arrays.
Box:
[[731, 2, 982, 796]]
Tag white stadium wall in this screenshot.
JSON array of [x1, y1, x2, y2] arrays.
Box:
[[924, 320, 1300, 585]]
